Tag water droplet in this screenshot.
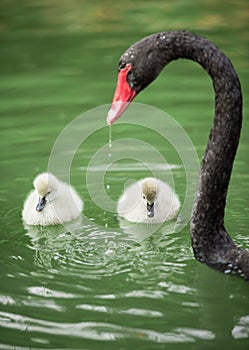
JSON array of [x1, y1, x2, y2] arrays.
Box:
[[108, 125, 112, 159], [109, 125, 112, 145], [106, 184, 110, 190]]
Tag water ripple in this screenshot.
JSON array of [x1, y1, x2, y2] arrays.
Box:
[[24, 218, 190, 284], [0, 311, 215, 344]]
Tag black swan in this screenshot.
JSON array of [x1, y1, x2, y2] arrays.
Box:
[[106, 31, 249, 281]]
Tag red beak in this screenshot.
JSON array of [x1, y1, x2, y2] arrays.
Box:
[[106, 65, 137, 125]]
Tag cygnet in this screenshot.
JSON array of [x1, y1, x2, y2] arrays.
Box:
[[117, 177, 180, 223], [22, 172, 83, 226]]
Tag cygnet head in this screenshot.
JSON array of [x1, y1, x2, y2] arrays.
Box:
[[33, 173, 59, 212], [141, 178, 158, 218]]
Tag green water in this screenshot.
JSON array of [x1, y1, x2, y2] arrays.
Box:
[[0, 1, 249, 349]]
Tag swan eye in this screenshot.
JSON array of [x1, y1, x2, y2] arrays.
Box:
[[127, 70, 138, 89]]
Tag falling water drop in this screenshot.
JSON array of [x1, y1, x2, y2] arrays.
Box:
[[106, 125, 112, 196], [108, 125, 112, 159], [109, 125, 112, 147]]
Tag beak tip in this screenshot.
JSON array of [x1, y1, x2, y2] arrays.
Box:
[[106, 102, 123, 125], [106, 110, 115, 125], [36, 197, 46, 212], [147, 202, 155, 218]]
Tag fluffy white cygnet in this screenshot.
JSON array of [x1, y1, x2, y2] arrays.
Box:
[[117, 177, 180, 223], [22, 172, 83, 226]]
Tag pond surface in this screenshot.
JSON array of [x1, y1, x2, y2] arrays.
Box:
[[0, 1, 249, 349]]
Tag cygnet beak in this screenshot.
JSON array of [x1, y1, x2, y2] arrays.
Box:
[[147, 202, 154, 218], [36, 196, 46, 212]]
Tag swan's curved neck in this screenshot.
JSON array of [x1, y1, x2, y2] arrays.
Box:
[[112, 31, 248, 278], [156, 31, 243, 260]]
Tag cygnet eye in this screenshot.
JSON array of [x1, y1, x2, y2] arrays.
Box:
[[142, 195, 146, 199]]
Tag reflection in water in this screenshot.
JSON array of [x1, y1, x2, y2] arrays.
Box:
[[118, 216, 182, 243], [3, 217, 246, 347], [24, 213, 190, 282], [82, 162, 181, 172], [0, 310, 216, 344], [24, 217, 84, 269], [194, 262, 249, 345], [232, 315, 249, 339], [24, 216, 134, 274]]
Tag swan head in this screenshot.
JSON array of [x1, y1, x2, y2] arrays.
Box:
[[107, 34, 166, 124], [141, 178, 158, 218], [33, 173, 59, 212]]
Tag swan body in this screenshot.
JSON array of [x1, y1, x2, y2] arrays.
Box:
[[22, 173, 83, 226], [117, 177, 180, 223], [107, 31, 249, 280]]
